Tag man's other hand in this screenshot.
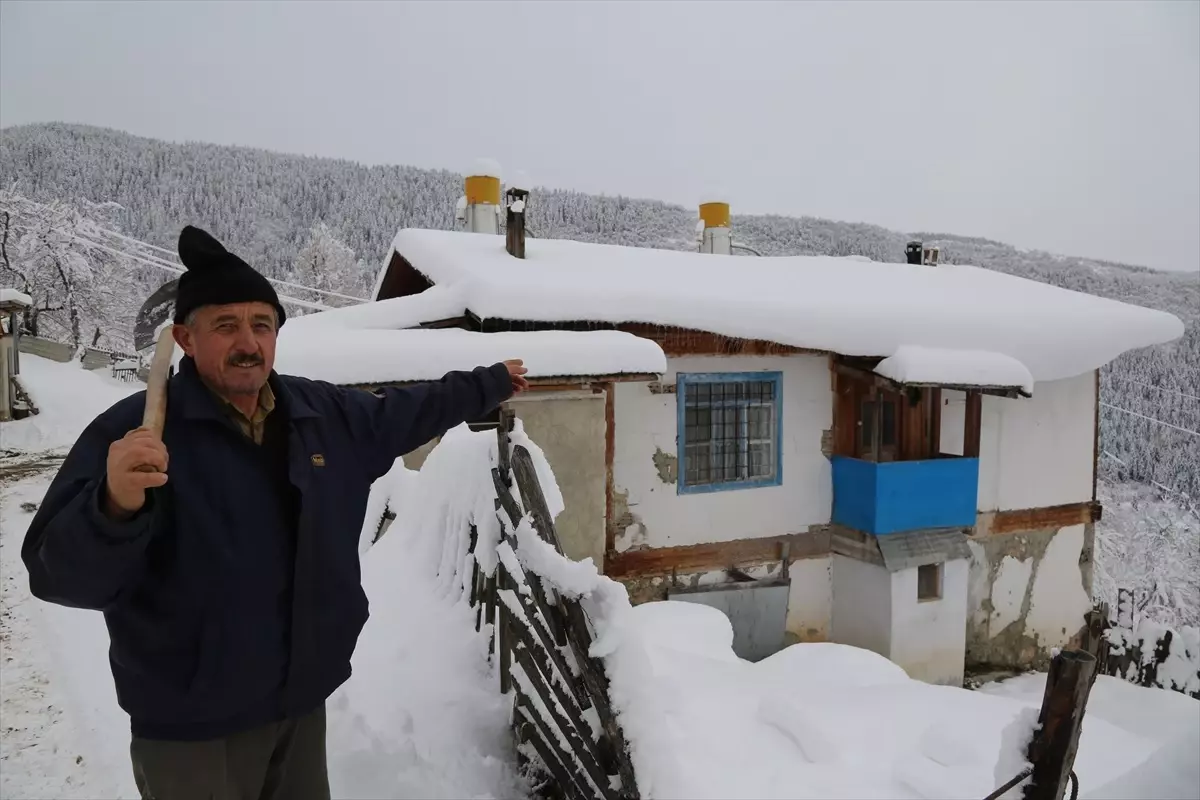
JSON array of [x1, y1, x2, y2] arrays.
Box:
[[104, 428, 169, 520], [505, 359, 530, 394]]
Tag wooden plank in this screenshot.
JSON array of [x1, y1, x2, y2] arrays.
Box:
[[514, 446, 565, 554], [930, 388, 942, 456], [513, 645, 615, 800], [963, 390, 982, 458], [1024, 650, 1097, 800], [615, 323, 820, 357], [605, 529, 830, 579], [515, 714, 591, 800], [605, 385, 617, 560], [990, 502, 1101, 535], [559, 600, 640, 800], [499, 558, 592, 712]]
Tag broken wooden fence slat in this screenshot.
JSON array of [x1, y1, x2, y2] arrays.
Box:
[[513, 445, 566, 555], [515, 714, 591, 800], [516, 685, 599, 800], [498, 576, 610, 779], [513, 643, 617, 800]]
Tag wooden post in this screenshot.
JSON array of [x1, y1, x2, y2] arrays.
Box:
[[1024, 649, 1097, 800], [964, 390, 982, 458], [506, 188, 529, 259]]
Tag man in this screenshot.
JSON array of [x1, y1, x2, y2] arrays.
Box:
[[21, 226, 528, 800]]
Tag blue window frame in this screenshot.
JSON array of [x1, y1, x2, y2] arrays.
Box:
[[677, 372, 784, 494]]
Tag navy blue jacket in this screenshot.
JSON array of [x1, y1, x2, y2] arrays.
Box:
[[21, 356, 513, 740]]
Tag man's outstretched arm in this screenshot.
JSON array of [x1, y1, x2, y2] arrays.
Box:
[[336, 359, 528, 480]]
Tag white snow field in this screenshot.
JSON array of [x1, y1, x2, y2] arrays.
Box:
[[2, 356, 1198, 800]]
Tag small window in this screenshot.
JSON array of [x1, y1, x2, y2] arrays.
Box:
[[917, 563, 943, 601], [859, 398, 898, 454], [678, 373, 782, 493]]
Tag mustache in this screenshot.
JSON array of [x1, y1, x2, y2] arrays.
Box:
[[226, 352, 264, 367]]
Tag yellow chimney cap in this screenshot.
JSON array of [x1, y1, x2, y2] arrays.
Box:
[[699, 201, 731, 229]]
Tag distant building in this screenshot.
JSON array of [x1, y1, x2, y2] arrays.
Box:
[[280, 172, 1184, 684]]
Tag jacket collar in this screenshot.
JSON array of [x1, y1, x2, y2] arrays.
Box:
[[174, 356, 321, 422]]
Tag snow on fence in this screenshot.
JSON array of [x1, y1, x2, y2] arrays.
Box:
[[1085, 590, 1200, 699], [414, 408, 640, 800]]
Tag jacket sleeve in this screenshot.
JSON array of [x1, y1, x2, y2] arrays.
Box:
[[21, 412, 162, 611], [337, 362, 515, 480]]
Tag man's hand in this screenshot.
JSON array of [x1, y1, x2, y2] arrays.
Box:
[[104, 428, 169, 520], [505, 359, 530, 394]]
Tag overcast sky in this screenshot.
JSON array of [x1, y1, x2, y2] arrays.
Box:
[[2, 0, 1197, 273]]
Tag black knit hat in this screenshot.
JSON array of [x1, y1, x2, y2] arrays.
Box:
[[173, 226, 286, 327]]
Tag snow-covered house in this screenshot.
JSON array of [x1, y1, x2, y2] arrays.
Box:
[[282, 180, 1184, 685]]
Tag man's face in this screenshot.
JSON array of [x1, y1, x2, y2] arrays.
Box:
[[173, 302, 278, 398]]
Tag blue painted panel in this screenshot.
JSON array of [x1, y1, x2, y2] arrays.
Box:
[[831, 455, 878, 532], [831, 456, 979, 535], [874, 458, 979, 534]]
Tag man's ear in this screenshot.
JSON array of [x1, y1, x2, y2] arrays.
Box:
[[172, 323, 195, 357]]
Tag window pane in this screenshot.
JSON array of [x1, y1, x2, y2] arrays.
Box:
[[748, 406, 771, 439], [882, 401, 897, 446], [682, 378, 779, 488], [860, 400, 876, 450], [749, 443, 773, 479]]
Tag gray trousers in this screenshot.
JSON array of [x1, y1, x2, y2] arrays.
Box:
[[130, 706, 330, 800]]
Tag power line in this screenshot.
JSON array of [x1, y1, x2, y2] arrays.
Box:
[[1102, 375, 1200, 403], [2, 219, 331, 312], [2, 200, 368, 303], [1099, 402, 1200, 438]]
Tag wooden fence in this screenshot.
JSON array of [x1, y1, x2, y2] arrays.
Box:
[[1083, 589, 1200, 699], [465, 411, 639, 800]]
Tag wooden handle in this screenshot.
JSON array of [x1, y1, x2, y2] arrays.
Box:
[[141, 326, 175, 439]]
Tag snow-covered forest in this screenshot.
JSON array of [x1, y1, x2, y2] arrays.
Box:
[[1, 121, 1196, 511]]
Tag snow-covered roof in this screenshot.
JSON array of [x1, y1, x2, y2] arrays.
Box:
[[274, 327, 666, 385], [0, 288, 33, 308], [874, 345, 1035, 396], [386, 229, 1185, 383], [288, 285, 465, 331]]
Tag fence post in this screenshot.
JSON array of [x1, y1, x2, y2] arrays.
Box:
[[1023, 649, 1096, 800]]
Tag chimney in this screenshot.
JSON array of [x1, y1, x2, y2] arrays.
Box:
[[462, 160, 502, 235], [505, 176, 529, 259], [698, 200, 732, 255]]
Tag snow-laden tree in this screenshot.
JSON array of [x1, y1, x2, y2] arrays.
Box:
[[0, 191, 146, 351], [289, 222, 370, 313]]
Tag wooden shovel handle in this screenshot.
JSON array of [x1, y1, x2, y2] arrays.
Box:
[[136, 327, 175, 473]]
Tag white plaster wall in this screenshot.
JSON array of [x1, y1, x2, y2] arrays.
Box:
[[831, 555, 892, 658], [888, 560, 970, 686], [611, 354, 832, 550], [940, 371, 1096, 512], [1025, 524, 1092, 648], [990, 555, 1033, 635], [786, 557, 832, 642]]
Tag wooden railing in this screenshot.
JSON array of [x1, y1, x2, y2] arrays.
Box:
[[466, 410, 639, 800]]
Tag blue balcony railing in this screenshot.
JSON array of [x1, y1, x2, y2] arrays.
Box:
[[831, 456, 979, 535]]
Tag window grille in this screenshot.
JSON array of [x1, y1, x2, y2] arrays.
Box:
[[679, 373, 782, 492]]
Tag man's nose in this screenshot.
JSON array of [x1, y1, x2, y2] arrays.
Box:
[[233, 324, 257, 352]]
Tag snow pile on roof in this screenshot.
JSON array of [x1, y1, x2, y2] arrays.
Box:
[[288, 284, 466, 331], [274, 327, 666, 385], [0, 288, 33, 307], [389, 228, 1185, 383], [2, 355, 140, 454], [875, 345, 1035, 394], [603, 600, 1199, 799]]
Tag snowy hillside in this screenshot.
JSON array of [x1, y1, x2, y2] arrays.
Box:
[[1, 122, 1195, 502]]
